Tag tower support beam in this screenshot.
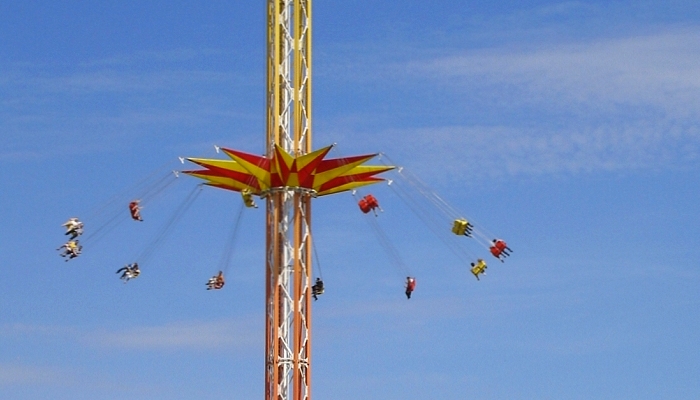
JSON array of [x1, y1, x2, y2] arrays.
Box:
[[265, 0, 312, 400], [184, 2, 390, 398]]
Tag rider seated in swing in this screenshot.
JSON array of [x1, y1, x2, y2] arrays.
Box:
[[493, 238, 512, 255], [311, 277, 324, 300], [128, 200, 143, 221], [241, 189, 258, 208], [62, 218, 84, 239], [116, 263, 140, 282], [206, 271, 225, 290], [470, 259, 487, 280], [489, 238, 512, 262], [405, 276, 416, 299], [57, 240, 82, 261]]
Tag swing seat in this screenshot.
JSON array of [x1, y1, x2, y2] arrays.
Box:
[[358, 194, 379, 213], [451, 219, 470, 235], [471, 260, 487, 279], [241, 189, 257, 208]]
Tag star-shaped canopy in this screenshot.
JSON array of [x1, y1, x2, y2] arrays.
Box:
[[183, 144, 393, 196]]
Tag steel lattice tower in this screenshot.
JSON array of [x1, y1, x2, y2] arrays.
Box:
[[265, 1, 312, 399], [183, 2, 391, 398]]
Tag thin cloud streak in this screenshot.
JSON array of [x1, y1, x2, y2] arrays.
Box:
[[3, 69, 248, 95], [0, 318, 260, 352], [89, 319, 260, 351], [375, 121, 700, 180], [408, 30, 700, 115], [0, 363, 67, 386], [328, 29, 700, 179], [0, 150, 42, 162], [78, 48, 226, 69]]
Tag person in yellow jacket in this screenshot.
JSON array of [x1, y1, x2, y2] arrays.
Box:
[[470, 259, 487, 280], [57, 240, 82, 261], [241, 189, 258, 208]]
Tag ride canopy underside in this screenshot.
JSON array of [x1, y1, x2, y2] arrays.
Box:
[[183, 144, 394, 197]]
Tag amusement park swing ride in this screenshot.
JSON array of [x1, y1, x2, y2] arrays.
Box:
[[56, 1, 512, 399]]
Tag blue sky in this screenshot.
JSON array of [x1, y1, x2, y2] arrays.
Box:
[[1, 1, 700, 399]]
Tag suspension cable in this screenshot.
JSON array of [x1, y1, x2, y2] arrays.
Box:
[[379, 153, 495, 251], [81, 169, 180, 248], [350, 192, 411, 279], [136, 184, 204, 265], [83, 160, 176, 221], [217, 201, 246, 274], [385, 179, 476, 264]]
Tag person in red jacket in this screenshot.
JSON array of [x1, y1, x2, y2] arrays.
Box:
[[206, 271, 225, 290], [405, 276, 416, 299], [129, 200, 143, 221]]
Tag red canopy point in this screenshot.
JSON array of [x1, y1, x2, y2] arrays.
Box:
[[358, 194, 379, 214]]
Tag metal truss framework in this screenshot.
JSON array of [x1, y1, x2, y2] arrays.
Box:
[[265, 1, 313, 400]]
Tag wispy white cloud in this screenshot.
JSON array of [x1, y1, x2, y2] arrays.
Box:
[[498, 322, 650, 356], [0, 363, 67, 386], [0, 361, 170, 395], [0, 323, 79, 337], [321, 29, 700, 178], [0, 48, 258, 106], [409, 30, 700, 115], [0, 150, 42, 162], [89, 319, 260, 351], [374, 121, 700, 180], [1, 318, 260, 352], [2, 69, 247, 96], [0, 52, 263, 160], [78, 48, 226, 69]]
